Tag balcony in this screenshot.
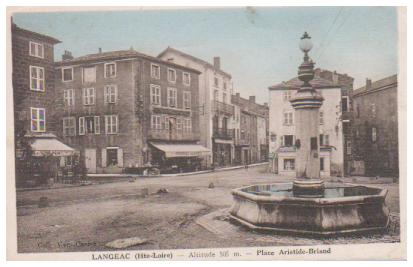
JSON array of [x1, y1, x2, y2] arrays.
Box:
[[148, 129, 199, 141], [213, 128, 234, 140], [212, 100, 235, 116]]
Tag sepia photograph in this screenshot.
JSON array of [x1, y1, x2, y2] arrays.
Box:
[[6, 5, 406, 261]]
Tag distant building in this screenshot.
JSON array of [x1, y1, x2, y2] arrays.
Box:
[[351, 75, 398, 177], [54, 49, 208, 174], [158, 47, 236, 167], [268, 71, 349, 177], [231, 93, 269, 165]]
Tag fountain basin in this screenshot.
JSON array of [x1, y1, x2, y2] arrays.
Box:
[[230, 183, 389, 236]]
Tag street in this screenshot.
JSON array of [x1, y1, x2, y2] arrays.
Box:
[[16, 165, 400, 253]]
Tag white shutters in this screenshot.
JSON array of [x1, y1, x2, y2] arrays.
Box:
[[101, 148, 107, 167], [117, 148, 123, 167], [167, 87, 177, 107], [94, 116, 100, 134], [79, 117, 85, 135], [183, 91, 191, 109]]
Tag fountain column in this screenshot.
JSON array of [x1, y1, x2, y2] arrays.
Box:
[[290, 32, 324, 196]]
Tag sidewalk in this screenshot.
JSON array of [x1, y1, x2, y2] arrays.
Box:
[[88, 161, 269, 178]]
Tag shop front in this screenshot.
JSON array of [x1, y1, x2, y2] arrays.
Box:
[[16, 134, 78, 187], [149, 142, 211, 173]]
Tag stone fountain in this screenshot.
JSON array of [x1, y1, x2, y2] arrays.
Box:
[[230, 32, 389, 236]]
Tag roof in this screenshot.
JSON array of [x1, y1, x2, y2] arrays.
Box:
[[268, 76, 337, 91], [352, 74, 397, 97], [157, 47, 232, 78], [55, 49, 201, 74], [12, 23, 61, 44]]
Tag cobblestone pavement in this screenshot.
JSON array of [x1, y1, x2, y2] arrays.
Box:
[[15, 165, 400, 253]]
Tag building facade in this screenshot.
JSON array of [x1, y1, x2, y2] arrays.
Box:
[[12, 23, 61, 138], [268, 73, 346, 177], [158, 47, 236, 167], [12, 23, 78, 186], [55, 49, 206, 174], [350, 75, 398, 177], [314, 69, 354, 175], [231, 94, 269, 165]]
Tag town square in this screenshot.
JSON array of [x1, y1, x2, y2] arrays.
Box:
[[7, 6, 404, 260]]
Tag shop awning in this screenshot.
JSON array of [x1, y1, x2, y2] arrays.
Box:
[[29, 134, 77, 157], [150, 142, 211, 158]]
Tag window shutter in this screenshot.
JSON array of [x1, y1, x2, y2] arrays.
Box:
[[104, 86, 108, 103], [117, 148, 123, 167], [281, 136, 284, 146], [79, 117, 85, 135], [101, 149, 107, 167], [94, 116, 100, 134]]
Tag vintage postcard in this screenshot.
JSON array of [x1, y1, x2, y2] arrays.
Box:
[[6, 6, 406, 260]]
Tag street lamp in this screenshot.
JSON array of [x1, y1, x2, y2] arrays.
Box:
[[297, 32, 316, 90], [299, 31, 313, 53]]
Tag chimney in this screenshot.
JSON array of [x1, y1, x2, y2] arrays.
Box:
[[62, 50, 73, 61], [213, 57, 220, 70], [249, 96, 255, 103], [366, 78, 372, 90], [98, 47, 102, 53]]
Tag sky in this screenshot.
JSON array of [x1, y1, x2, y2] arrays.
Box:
[[13, 7, 398, 104]]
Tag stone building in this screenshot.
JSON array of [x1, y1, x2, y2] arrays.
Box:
[[158, 47, 236, 167], [54, 48, 208, 174], [351, 75, 398, 177], [268, 71, 348, 177], [12, 22, 61, 136], [231, 93, 269, 165], [12, 22, 76, 185]]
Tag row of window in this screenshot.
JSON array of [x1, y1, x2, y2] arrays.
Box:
[[63, 85, 118, 106], [63, 115, 118, 136], [61, 63, 191, 86], [151, 115, 192, 132], [150, 84, 191, 109], [62, 63, 116, 83], [280, 134, 330, 147], [151, 64, 191, 86], [283, 111, 325, 125]]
